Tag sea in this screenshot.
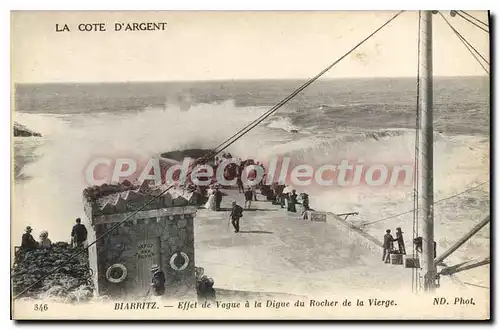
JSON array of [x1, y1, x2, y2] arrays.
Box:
[[13, 77, 490, 283]]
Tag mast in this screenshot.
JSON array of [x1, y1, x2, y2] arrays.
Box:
[[419, 10, 436, 291]]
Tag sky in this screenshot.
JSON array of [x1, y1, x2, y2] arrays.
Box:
[[11, 11, 490, 83]]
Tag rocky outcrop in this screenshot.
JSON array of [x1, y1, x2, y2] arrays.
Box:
[[14, 121, 42, 137], [12, 242, 93, 302]]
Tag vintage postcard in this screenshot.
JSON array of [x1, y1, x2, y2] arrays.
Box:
[[11, 10, 490, 320]]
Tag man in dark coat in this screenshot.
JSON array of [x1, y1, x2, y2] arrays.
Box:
[[244, 188, 253, 209], [150, 264, 166, 296], [301, 193, 310, 220], [287, 190, 298, 212], [230, 201, 244, 233], [301, 193, 310, 210], [382, 229, 397, 263], [395, 227, 406, 255], [413, 236, 437, 258], [21, 226, 37, 250], [237, 176, 244, 193], [71, 218, 88, 248], [197, 276, 216, 302], [214, 187, 223, 211]]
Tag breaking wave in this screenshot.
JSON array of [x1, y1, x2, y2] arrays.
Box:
[[13, 98, 489, 254], [266, 116, 301, 133]]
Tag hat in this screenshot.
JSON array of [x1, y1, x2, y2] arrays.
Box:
[[386, 229, 391, 233], [232, 200, 236, 205], [150, 264, 160, 272], [39, 230, 48, 238], [396, 227, 403, 233], [195, 267, 205, 278], [25, 226, 32, 232]]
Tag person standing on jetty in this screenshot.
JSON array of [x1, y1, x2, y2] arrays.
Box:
[[382, 229, 397, 263], [204, 187, 216, 211], [38, 230, 52, 248], [214, 187, 223, 211], [287, 190, 298, 213], [71, 218, 88, 248], [300, 193, 310, 219], [244, 188, 253, 209], [237, 174, 244, 193], [21, 226, 37, 250], [395, 227, 406, 255], [150, 264, 166, 297], [230, 201, 244, 233], [279, 187, 288, 209], [197, 275, 216, 302]]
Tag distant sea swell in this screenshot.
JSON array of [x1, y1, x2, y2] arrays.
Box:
[[12, 77, 490, 245]]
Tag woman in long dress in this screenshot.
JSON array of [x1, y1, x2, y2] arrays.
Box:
[[204, 189, 216, 211], [39, 230, 52, 248]]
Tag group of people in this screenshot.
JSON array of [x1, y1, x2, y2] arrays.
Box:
[[279, 188, 311, 219], [382, 227, 406, 263], [215, 156, 267, 193], [214, 153, 240, 184], [229, 187, 312, 233], [21, 226, 51, 250], [204, 186, 224, 211], [19, 218, 88, 251], [204, 157, 267, 212], [148, 264, 216, 301], [198, 154, 314, 233], [214, 152, 233, 166], [260, 184, 311, 215]]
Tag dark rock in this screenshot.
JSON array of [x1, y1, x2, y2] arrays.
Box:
[[13, 122, 42, 137], [12, 242, 94, 302]]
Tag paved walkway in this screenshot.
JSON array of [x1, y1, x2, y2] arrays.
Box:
[[194, 188, 413, 297]]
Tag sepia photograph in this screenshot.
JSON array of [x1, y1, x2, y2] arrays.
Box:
[[10, 10, 490, 320]]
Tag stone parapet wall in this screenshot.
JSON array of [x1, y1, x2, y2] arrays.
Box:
[[83, 182, 197, 222]]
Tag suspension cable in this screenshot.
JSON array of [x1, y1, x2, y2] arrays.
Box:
[[454, 11, 489, 33], [459, 11, 489, 28], [361, 181, 489, 228], [206, 11, 405, 159], [12, 11, 405, 299], [442, 13, 490, 65], [438, 12, 489, 75]]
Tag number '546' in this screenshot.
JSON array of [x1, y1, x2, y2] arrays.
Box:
[[34, 304, 48, 311]]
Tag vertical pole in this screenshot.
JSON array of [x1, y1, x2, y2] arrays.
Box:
[[419, 11, 436, 291]]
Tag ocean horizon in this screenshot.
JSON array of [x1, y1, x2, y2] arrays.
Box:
[[13, 76, 490, 275]]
